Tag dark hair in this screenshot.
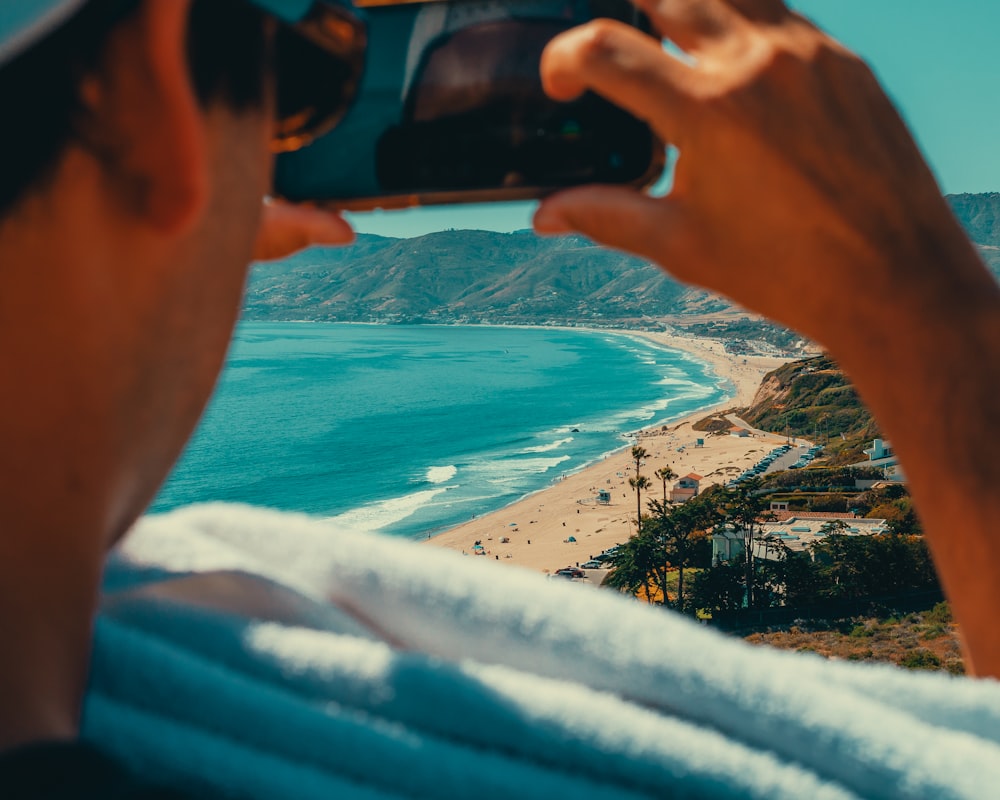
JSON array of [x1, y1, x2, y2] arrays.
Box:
[[0, 0, 269, 216]]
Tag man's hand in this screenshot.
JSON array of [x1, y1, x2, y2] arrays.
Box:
[[253, 199, 354, 262], [534, 0, 1000, 677], [534, 0, 962, 341]]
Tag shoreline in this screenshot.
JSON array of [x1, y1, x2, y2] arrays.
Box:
[[424, 330, 796, 574]]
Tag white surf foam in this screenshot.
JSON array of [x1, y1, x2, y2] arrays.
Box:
[[425, 465, 458, 484], [327, 487, 450, 532], [522, 437, 574, 454], [656, 377, 697, 387], [468, 455, 572, 486]]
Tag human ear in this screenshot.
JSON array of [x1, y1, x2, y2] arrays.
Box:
[[77, 0, 208, 236]]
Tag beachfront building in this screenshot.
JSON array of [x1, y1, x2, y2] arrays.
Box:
[[712, 513, 890, 564], [729, 426, 751, 438], [855, 438, 906, 481], [670, 473, 703, 503], [865, 439, 894, 461]]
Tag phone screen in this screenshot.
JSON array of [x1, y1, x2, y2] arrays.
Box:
[[274, 0, 662, 209]]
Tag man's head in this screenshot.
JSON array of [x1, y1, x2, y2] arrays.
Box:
[[0, 0, 367, 554], [0, 0, 365, 216], [0, 0, 284, 550], [0, 0, 364, 749], [0, 0, 278, 215]]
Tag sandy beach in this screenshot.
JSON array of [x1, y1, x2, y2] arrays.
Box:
[[425, 331, 796, 574]]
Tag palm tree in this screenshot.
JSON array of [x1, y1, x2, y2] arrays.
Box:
[[655, 466, 677, 506], [723, 478, 775, 609], [630, 444, 647, 475], [629, 444, 649, 532], [629, 474, 652, 533]]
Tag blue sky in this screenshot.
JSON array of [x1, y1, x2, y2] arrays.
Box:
[[348, 0, 999, 238]]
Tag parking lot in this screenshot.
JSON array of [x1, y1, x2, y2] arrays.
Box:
[[728, 442, 822, 486]]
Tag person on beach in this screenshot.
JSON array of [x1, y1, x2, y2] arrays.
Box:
[[0, 0, 997, 795]]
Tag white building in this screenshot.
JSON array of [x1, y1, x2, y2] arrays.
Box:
[[712, 514, 889, 564], [864, 439, 894, 461], [856, 438, 906, 481]]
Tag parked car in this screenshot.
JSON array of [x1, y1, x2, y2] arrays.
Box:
[[581, 560, 604, 570], [555, 567, 585, 579]]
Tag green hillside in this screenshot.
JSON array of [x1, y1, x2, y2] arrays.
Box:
[[739, 356, 879, 464]]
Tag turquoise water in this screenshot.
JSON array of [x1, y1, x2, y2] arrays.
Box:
[[151, 323, 728, 537]]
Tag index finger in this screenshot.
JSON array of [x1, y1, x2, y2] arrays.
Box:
[[540, 19, 699, 147]]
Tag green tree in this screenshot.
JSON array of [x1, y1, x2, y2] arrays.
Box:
[[819, 519, 850, 537], [808, 533, 865, 598], [886, 505, 922, 536], [654, 465, 677, 506], [805, 532, 939, 602], [605, 530, 661, 604], [722, 478, 775, 609], [851, 532, 936, 597], [648, 493, 722, 613], [772, 546, 824, 606], [690, 561, 745, 614]]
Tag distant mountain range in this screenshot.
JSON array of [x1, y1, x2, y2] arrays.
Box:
[[244, 193, 1000, 326], [947, 192, 1000, 276], [244, 229, 726, 327]]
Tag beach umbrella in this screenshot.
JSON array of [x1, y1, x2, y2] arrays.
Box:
[[568, 536, 577, 542]]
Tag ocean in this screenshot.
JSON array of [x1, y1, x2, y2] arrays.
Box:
[[150, 323, 729, 538]]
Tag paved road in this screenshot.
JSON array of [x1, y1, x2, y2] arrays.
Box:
[[724, 413, 774, 437], [723, 415, 817, 475], [764, 444, 811, 474], [583, 568, 610, 585], [552, 568, 610, 585]]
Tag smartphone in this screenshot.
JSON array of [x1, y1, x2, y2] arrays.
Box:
[[273, 0, 664, 210]]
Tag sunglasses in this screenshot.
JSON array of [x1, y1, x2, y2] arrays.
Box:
[[271, 1, 367, 153]]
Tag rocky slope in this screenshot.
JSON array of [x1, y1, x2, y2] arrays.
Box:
[[739, 355, 879, 464]]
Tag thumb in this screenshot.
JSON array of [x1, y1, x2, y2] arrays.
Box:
[[533, 186, 698, 273], [254, 200, 355, 262]]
